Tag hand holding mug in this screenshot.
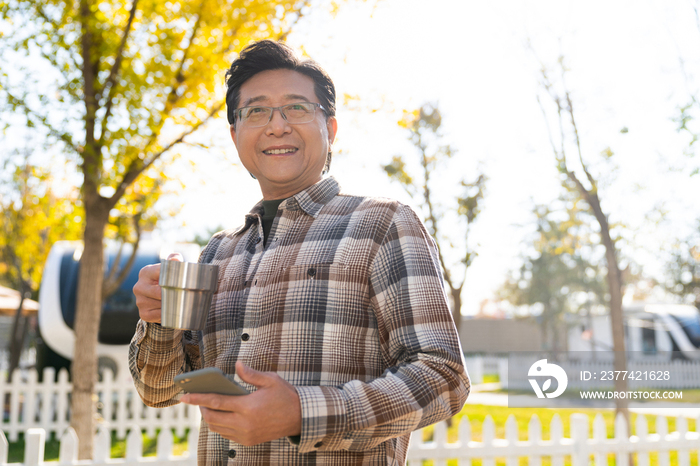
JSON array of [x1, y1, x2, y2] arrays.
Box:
[[133, 253, 183, 324]]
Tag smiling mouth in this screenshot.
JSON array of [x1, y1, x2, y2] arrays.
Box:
[[264, 148, 297, 155]]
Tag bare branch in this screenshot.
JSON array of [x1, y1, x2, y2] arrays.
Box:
[[109, 101, 224, 207], [103, 241, 124, 287], [277, 0, 313, 42], [556, 96, 567, 165], [102, 217, 141, 298], [2, 88, 81, 155], [137, 7, 205, 152], [535, 94, 563, 163], [34, 3, 60, 33], [564, 90, 597, 191], [458, 230, 470, 290], [164, 11, 204, 110], [32, 3, 81, 74], [417, 141, 458, 292], [98, 0, 140, 145]]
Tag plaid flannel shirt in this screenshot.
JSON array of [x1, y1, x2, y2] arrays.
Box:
[[129, 176, 469, 465]]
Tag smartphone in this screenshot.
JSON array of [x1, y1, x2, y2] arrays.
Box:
[[174, 367, 250, 396]]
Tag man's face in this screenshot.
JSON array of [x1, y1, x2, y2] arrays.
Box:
[[230, 69, 338, 200]]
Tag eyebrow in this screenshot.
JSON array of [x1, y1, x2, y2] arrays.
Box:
[[241, 94, 312, 107]]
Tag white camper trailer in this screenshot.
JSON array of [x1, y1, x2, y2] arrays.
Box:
[[38, 240, 200, 377], [569, 303, 700, 360]]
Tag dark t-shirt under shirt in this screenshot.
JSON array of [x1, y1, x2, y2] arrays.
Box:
[[261, 199, 285, 246]]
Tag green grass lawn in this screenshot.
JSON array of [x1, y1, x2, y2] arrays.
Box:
[[4, 429, 191, 463]]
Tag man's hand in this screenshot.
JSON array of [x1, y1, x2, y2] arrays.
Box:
[[133, 253, 183, 323], [180, 360, 302, 446]]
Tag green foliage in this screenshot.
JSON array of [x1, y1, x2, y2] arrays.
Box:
[[192, 224, 226, 247], [382, 155, 414, 192], [499, 198, 607, 348], [0, 0, 315, 196], [665, 220, 700, 306], [0, 154, 83, 294], [5, 429, 191, 462], [675, 99, 700, 175], [382, 103, 487, 318]]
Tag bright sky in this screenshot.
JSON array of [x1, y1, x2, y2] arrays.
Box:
[[155, 0, 700, 315]]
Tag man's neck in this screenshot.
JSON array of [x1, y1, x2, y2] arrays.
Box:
[[259, 176, 323, 200]]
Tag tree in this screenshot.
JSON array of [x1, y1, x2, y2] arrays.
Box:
[[537, 59, 631, 423], [500, 199, 607, 351], [0, 153, 83, 379], [383, 103, 487, 337], [674, 1, 700, 177], [0, 0, 347, 457], [666, 220, 700, 307], [192, 224, 226, 247]]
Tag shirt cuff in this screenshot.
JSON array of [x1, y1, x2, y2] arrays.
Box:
[[138, 320, 184, 352], [294, 385, 352, 453]]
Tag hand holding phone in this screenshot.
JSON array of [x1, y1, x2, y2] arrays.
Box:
[[174, 367, 250, 396]]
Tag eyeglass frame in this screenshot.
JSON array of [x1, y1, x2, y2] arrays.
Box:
[[233, 102, 327, 128]]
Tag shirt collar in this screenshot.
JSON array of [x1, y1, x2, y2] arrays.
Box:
[[287, 176, 340, 218], [237, 177, 340, 235]]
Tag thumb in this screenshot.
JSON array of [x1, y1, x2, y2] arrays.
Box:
[[166, 252, 184, 262], [236, 360, 271, 388]]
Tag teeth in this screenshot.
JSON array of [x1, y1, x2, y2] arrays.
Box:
[[265, 148, 296, 154]]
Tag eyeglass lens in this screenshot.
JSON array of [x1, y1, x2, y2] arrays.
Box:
[[239, 103, 318, 127]]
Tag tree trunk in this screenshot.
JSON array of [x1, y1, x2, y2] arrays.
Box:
[[601, 226, 629, 421], [70, 197, 109, 459], [585, 192, 629, 424], [8, 287, 28, 382], [450, 286, 463, 340]]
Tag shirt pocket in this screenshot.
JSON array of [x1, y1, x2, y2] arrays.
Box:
[[268, 262, 370, 325], [251, 263, 384, 385]]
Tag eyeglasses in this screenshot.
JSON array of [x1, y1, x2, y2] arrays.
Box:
[[234, 102, 326, 128]]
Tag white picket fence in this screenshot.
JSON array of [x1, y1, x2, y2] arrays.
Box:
[[408, 412, 700, 465], [0, 368, 200, 442], [0, 350, 36, 374], [1, 412, 698, 465]]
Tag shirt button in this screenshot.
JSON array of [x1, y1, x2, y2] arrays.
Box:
[[307, 267, 316, 277], [241, 333, 250, 341], [228, 449, 236, 458], [314, 441, 323, 448], [255, 237, 261, 244]]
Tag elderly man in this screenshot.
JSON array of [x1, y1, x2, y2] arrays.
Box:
[[130, 40, 469, 465]]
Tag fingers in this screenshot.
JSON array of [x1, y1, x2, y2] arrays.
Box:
[[180, 368, 302, 445], [181, 393, 234, 411], [132, 253, 185, 323], [133, 262, 163, 323], [235, 361, 270, 388], [198, 407, 257, 446]]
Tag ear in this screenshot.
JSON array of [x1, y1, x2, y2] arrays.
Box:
[[326, 116, 338, 146], [229, 123, 237, 146]]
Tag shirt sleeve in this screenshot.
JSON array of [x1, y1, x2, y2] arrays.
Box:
[[128, 237, 224, 408], [128, 321, 202, 408], [293, 204, 470, 453]]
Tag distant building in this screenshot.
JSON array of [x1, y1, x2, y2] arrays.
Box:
[[458, 316, 567, 353]]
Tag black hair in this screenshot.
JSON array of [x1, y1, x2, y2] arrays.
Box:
[[225, 40, 336, 124]]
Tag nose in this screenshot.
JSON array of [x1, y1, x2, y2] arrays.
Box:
[[266, 107, 291, 136]]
